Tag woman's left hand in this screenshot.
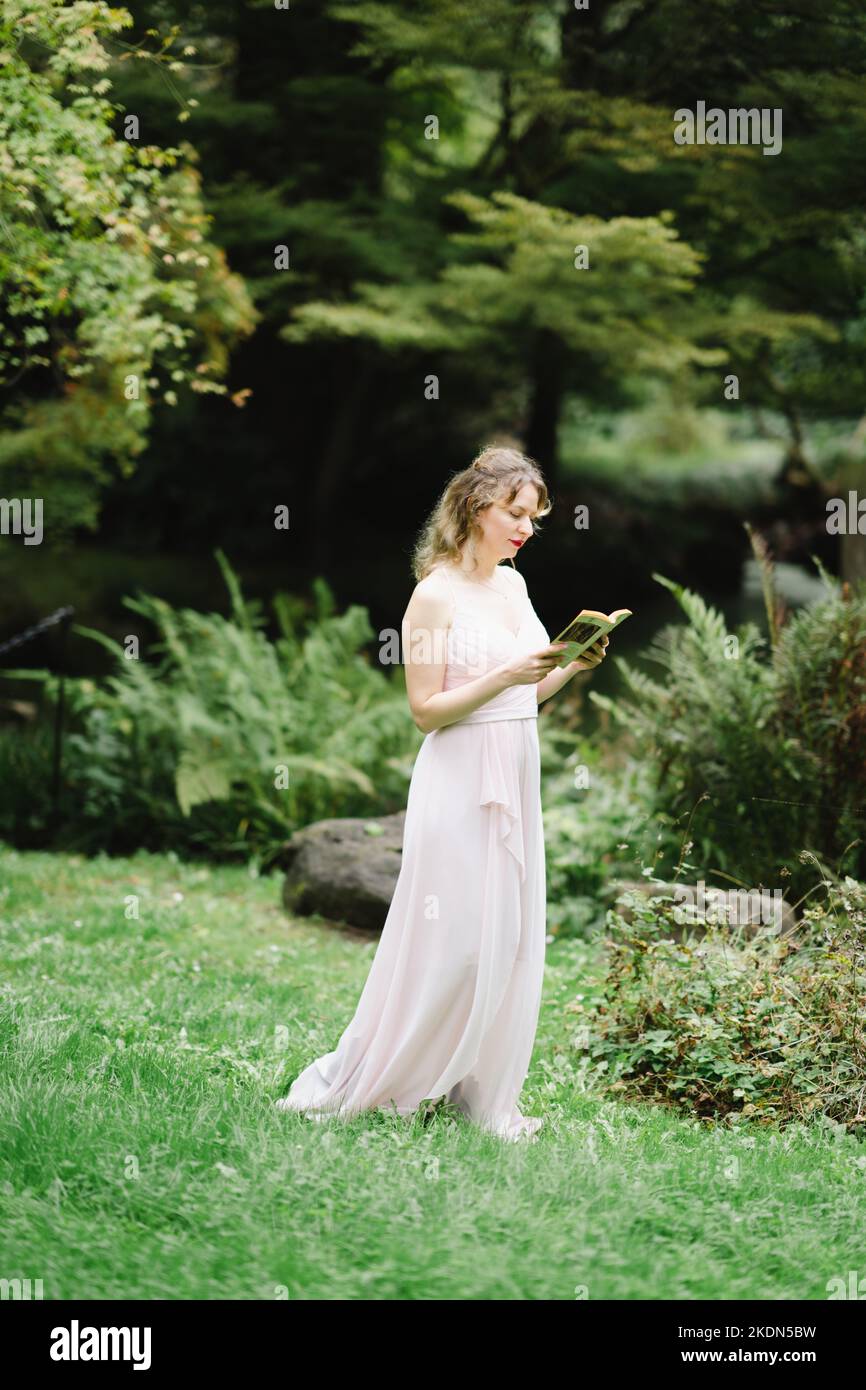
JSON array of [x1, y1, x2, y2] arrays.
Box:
[[565, 635, 609, 673]]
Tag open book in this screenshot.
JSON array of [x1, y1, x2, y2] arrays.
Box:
[[550, 608, 633, 669]]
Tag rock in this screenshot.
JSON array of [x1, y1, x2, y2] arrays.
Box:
[[281, 811, 406, 932], [600, 878, 799, 943]]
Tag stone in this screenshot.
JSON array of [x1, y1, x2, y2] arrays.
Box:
[[281, 811, 406, 932]]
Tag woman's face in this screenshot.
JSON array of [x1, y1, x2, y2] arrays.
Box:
[[477, 483, 539, 559]]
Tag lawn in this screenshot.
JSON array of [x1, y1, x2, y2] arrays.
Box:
[[1, 846, 863, 1300]]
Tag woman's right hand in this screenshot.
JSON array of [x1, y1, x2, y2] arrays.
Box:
[[501, 643, 569, 686]]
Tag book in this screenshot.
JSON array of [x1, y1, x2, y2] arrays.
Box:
[[550, 608, 633, 668]]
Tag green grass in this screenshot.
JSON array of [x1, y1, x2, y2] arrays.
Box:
[[1, 845, 863, 1300]]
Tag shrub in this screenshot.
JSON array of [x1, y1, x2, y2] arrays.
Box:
[[0, 722, 58, 844], [4, 553, 420, 859], [589, 551, 866, 901], [540, 724, 678, 939], [581, 864, 866, 1131]]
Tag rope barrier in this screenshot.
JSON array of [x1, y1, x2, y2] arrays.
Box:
[[0, 606, 75, 658]]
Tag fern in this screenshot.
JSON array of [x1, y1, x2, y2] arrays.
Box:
[[31, 553, 421, 858], [591, 568, 866, 897], [650, 571, 729, 650], [745, 521, 785, 648]]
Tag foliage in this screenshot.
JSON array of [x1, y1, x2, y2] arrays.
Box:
[[281, 0, 864, 459], [0, 722, 57, 842], [0, 0, 257, 533], [285, 189, 720, 381], [583, 868, 866, 1132], [540, 724, 674, 940], [2, 553, 420, 858], [3, 0, 866, 555], [589, 560, 866, 901], [558, 395, 782, 509]]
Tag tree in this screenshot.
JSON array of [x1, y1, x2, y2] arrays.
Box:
[[0, 0, 257, 536], [276, 0, 852, 507]]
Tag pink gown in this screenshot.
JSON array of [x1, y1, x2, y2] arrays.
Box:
[[276, 563, 551, 1141]]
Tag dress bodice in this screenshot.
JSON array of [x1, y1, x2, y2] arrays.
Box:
[[432, 564, 552, 725]]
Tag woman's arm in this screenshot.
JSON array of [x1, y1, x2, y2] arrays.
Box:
[[505, 568, 609, 706], [402, 585, 514, 733], [536, 638, 608, 705], [402, 578, 565, 733], [536, 663, 579, 706]]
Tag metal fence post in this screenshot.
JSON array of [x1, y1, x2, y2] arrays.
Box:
[[50, 609, 73, 824]]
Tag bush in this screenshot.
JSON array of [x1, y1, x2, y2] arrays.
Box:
[[582, 865, 866, 1131], [589, 552, 866, 901], [2, 553, 421, 860], [0, 722, 58, 845], [539, 724, 678, 939]]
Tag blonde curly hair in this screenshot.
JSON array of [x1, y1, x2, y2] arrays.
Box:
[[410, 444, 552, 581]]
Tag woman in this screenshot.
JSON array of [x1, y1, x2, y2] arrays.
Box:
[[276, 445, 608, 1141]]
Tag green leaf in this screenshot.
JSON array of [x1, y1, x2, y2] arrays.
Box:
[[175, 753, 234, 817]]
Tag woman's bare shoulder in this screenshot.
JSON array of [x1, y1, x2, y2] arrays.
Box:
[[404, 566, 454, 623], [500, 564, 528, 595]]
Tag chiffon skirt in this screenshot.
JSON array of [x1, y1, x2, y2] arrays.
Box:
[[275, 717, 547, 1141]]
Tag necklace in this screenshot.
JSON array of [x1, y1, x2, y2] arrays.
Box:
[[449, 562, 513, 601], [444, 560, 521, 637]]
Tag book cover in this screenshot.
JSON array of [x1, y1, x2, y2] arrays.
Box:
[[551, 608, 633, 668]]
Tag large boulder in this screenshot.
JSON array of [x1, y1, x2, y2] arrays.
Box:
[[282, 811, 406, 932]]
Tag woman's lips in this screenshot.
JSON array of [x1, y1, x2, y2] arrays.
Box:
[[509, 539, 524, 547]]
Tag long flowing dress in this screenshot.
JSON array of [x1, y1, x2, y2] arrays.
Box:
[[276, 562, 552, 1141]]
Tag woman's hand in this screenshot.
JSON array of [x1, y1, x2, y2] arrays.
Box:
[[562, 635, 609, 673], [501, 642, 572, 686]]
